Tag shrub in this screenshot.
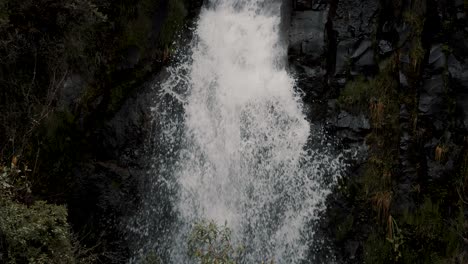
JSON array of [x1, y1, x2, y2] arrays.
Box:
[[188, 221, 243, 264], [0, 199, 74, 264]]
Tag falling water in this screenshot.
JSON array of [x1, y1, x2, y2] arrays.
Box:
[[129, 0, 345, 263]]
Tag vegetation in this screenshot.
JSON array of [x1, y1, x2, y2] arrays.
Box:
[[188, 221, 243, 264], [334, 3, 468, 260], [0, 0, 192, 262], [0, 200, 74, 264]]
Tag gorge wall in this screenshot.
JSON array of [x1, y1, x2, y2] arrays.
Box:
[[0, 0, 467, 263], [289, 0, 468, 263]]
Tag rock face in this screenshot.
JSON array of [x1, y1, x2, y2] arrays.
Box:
[[29, 1, 203, 262], [289, 0, 468, 262]]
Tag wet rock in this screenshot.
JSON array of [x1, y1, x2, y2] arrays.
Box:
[[100, 80, 154, 160], [289, 10, 328, 59], [457, 94, 468, 129], [293, 0, 328, 11], [350, 39, 376, 75], [291, 63, 327, 99], [378, 40, 393, 55], [451, 30, 468, 58], [399, 71, 409, 87], [335, 39, 354, 75], [428, 44, 447, 72], [418, 75, 445, 116], [426, 159, 455, 181], [393, 183, 416, 212], [331, 0, 378, 76], [396, 23, 411, 47], [353, 49, 376, 75], [117, 45, 141, 70], [333, 0, 379, 40], [448, 55, 468, 90], [336, 111, 371, 132], [60, 74, 86, 110], [351, 39, 372, 59], [328, 111, 371, 142], [345, 240, 360, 260], [399, 52, 411, 64]]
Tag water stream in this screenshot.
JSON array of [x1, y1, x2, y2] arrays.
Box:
[[129, 1, 345, 262]]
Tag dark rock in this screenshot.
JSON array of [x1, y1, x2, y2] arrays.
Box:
[[333, 0, 379, 40], [451, 30, 468, 58], [396, 23, 411, 47], [328, 111, 371, 142], [422, 74, 445, 94], [350, 39, 376, 75], [336, 111, 371, 132], [353, 49, 376, 75], [99, 79, 155, 159], [59, 74, 86, 110], [418, 75, 445, 115], [428, 44, 447, 72], [457, 94, 468, 129], [351, 39, 372, 59], [335, 40, 354, 75], [448, 55, 468, 90], [399, 52, 411, 64], [426, 159, 454, 181], [393, 183, 415, 212], [117, 45, 141, 70], [400, 104, 410, 121], [289, 10, 328, 59], [378, 40, 393, 54], [293, 0, 328, 11], [399, 71, 409, 87], [345, 241, 360, 259]]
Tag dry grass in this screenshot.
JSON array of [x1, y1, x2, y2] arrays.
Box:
[[372, 191, 392, 224], [370, 100, 385, 128], [435, 145, 447, 163]]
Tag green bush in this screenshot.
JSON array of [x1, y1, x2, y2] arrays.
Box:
[[0, 200, 74, 264], [188, 221, 243, 264]]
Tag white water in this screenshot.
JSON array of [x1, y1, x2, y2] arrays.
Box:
[[131, 0, 345, 263]]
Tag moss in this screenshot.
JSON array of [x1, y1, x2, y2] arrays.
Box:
[[142, 251, 162, 264], [0, 199, 74, 264], [158, 0, 187, 47], [30, 110, 87, 199], [363, 232, 393, 264], [337, 76, 371, 112], [335, 214, 354, 242], [398, 198, 464, 263], [403, 11, 426, 73], [119, 1, 154, 53], [403, 11, 425, 35]]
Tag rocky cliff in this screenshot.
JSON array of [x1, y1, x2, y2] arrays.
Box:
[[289, 0, 468, 262]]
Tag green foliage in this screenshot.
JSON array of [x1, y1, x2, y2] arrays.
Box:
[[0, 0, 190, 262], [0, 199, 74, 264], [142, 251, 162, 264], [335, 214, 354, 242], [337, 76, 371, 112], [159, 0, 187, 47], [188, 221, 243, 264], [363, 232, 393, 264], [0, 157, 32, 201], [386, 217, 404, 261], [397, 198, 464, 263]]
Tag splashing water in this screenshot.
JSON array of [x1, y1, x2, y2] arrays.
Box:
[[130, 0, 345, 263]]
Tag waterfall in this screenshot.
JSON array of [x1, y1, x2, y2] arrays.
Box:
[[129, 0, 345, 263]]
